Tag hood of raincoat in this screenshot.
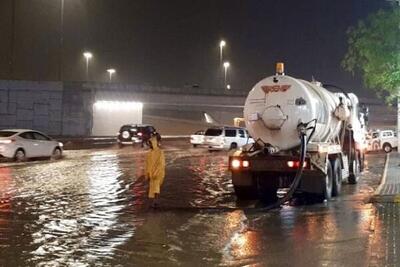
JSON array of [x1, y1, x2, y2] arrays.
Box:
[[149, 136, 159, 150]]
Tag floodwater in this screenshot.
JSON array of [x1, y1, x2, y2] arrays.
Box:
[[0, 144, 385, 266]]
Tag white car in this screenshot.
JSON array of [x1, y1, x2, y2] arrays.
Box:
[[0, 129, 63, 161], [204, 126, 254, 151], [190, 130, 205, 147], [367, 130, 397, 153]]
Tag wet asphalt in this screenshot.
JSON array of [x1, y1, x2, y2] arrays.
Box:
[[0, 142, 386, 266]]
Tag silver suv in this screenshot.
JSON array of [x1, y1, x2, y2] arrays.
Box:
[[203, 126, 254, 150]]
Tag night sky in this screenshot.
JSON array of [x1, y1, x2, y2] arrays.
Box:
[[0, 0, 389, 97]]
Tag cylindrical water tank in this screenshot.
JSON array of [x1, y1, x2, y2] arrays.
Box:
[[244, 75, 344, 150]]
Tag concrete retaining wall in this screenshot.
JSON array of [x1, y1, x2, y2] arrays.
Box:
[[0, 81, 63, 135], [0, 80, 395, 136]]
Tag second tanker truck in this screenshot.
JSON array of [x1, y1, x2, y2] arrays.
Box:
[[229, 63, 367, 203]]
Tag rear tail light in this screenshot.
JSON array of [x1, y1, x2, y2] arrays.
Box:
[[287, 160, 307, 168], [0, 139, 14, 144], [231, 159, 250, 169], [231, 159, 241, 169]]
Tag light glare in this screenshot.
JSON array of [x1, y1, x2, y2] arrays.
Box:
[[231, 159, 241, 169], [94, 101, 143, 111], [83, 52, 93, 59]]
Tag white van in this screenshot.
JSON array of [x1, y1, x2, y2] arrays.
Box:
[[204, 126, 254, 150], [367, 129, 397, 153]]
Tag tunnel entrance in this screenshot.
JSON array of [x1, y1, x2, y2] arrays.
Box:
[[91, 100, 143, 136]]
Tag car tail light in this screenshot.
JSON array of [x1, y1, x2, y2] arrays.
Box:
[[231, 159, 241, 169], [0, 139, 14, 144], [231, 159, 250, 169], [287, 160, 307, 168], [242, 160, 250, 168]]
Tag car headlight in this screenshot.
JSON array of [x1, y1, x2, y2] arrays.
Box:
[[58, 142, 64, 147]]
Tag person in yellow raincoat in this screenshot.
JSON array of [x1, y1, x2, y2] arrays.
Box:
[[145, 135, 165, 207]]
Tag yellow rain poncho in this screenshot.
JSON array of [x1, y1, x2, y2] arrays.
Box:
[[145, 136, 166, 198]]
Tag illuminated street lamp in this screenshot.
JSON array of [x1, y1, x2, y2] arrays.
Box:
[[223, 61, 230, 87], [219, 40, 226, 64], [83, 52, 93, 80], [107, 68, 116, 82], [226, 84, 231, 90]]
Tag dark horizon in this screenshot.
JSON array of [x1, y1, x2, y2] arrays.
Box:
[[0, 0, 389, 97]]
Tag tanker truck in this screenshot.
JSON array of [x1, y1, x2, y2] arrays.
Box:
[[229, 63, 367, 203]]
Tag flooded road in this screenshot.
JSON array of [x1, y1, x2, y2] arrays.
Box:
[[0, 144, 385, 266]]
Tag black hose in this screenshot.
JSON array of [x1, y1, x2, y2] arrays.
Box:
[[258, 132, 308, 211]]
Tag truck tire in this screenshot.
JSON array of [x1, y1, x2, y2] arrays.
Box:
[[316, 160, 333, 202], [331, 158, 342, 197], [256, 176, 278, 204], [383, 143, 392, 153], [234, 185, 257, 200], [348, 150, 360, 184], [359, 151, 365, 172]]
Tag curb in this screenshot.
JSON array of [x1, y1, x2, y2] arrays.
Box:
[[370, 153, 400, 203]]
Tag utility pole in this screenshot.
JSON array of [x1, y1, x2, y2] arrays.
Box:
[[9, 0, 16, 79], [59, 0, 64, 81]]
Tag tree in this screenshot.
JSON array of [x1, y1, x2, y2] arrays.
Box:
[[342, 8, 400, 102]]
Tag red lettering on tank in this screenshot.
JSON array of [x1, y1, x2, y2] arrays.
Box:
[[261, 84, 291, 94]]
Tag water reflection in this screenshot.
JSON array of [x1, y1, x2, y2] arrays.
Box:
[[0, 148, 385, 266], [222, 211, 261, 265], [0, 167, 13, 212], [28, 152, 134, 266]]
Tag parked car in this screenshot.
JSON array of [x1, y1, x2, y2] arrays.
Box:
[[190, 130, 205, 147], [367, 129, 397, 153], [117, 124, 157, 147], [0, 129, 63, 161], [204, 126, 254, 151]]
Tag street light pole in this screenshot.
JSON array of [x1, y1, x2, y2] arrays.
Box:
[[9, 0, 16, 79], [219, 40, 226, 65], [83, 52, 93, 81], [59, 0, 64, 81], [107, 69, 116, 82], [223, 61, 230, 88], [219, 40, 226, 88]]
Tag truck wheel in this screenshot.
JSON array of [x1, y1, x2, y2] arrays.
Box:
[[331, 158, 342, 197], [256, 176, 278, 204], [348, 150, 360, 184], [234, 185, 257, 200], [359, 151, 365, 172], [383, 143, 392, 153], [316, 160, 333, 202]]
